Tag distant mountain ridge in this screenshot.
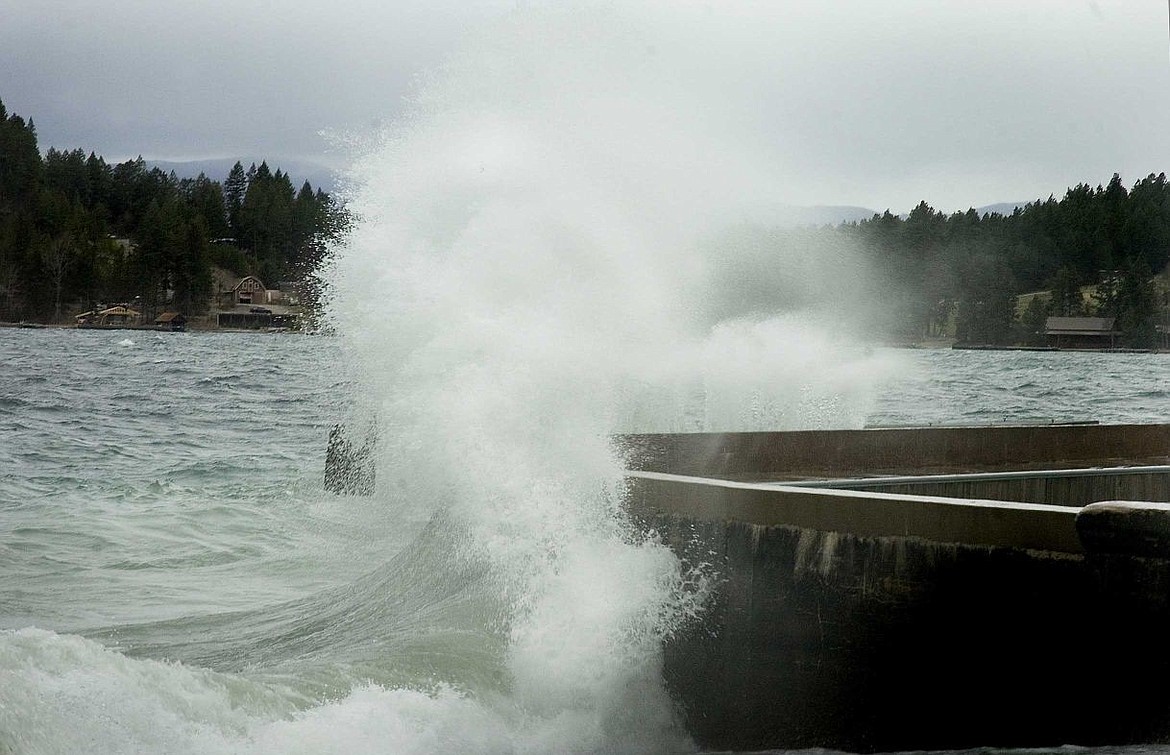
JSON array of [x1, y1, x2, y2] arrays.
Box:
[[147, 157, 339, 193], [775, 205, 877, 226], [974, 201, 1028, 216], [141, 162, 1032, 222]]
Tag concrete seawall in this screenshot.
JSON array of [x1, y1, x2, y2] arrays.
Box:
[[619, 422, 1170, 480], [627, 471, 1083, 552], [793, 466, 1170, 508], [322, 421, 1170, 749], [623, 424, 1170, 752]]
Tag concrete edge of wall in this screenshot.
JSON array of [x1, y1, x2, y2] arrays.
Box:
[[1078, 500, 1170, 559], [785, 465, 1170, 490], [625, 470, 1083, 553], [618, 423, 1170, 480]]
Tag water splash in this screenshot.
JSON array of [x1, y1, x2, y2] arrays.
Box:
[[323, 4, 890, 751]]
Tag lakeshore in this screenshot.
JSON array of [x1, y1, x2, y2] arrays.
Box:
[[0, 321, 300, 334]]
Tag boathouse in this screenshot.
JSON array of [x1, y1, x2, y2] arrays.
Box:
[[154, 312, 187, 331], [1044, 316, 1118, 349]]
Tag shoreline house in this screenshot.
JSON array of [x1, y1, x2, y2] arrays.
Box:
[[154, 312, 187, 331], [75, 305, 141, 327], [221, 275, 267, 308], [1044, 316, 1119, 349], [215, 274, 301, 329]]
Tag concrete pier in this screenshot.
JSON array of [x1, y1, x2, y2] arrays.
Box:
[[622, 424, 1170, 752]]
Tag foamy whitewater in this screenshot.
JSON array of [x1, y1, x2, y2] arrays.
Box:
[[13, 5, 1170, 755], [315, 7, 886, 751]]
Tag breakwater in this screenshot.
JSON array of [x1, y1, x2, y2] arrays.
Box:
[[622, 424, 1170, 752]]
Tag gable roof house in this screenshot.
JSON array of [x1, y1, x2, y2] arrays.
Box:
[[223, 275, 267, 307], [1045, 317, 1119, 350], [154, 312, 187, 331], [96, 306, 140, 326]]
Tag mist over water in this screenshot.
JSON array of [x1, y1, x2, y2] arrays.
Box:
[[331, 4, 888, 427], [1, 6, 895, 754]]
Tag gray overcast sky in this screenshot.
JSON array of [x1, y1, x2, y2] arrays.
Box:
[[2, 0, 1168, 212]]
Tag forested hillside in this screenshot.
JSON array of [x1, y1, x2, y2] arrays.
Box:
[[0, 99, 346, 323], [845, 174, 1169, 347], [3, 96, 1167, 346]]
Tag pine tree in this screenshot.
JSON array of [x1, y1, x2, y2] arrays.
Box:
[[223, 161, 247, 238], [1016, 296, 1050, 346], [1115, 258, 1158, 348], [1050, 267, 1085, 316]]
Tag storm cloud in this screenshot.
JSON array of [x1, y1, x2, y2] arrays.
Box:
[[2, 0, 1167, 212]]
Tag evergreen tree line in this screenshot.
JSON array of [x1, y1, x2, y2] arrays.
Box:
[[0, 98, 347, 323], [842, 172, 1169, 348], [6, 99, 1165, 345]]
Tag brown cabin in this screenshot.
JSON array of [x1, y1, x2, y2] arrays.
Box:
[[154, 312, 187, 331], [1045, 316, 1119, 350]]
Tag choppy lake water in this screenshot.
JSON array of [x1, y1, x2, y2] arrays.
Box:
[[3, 329, 1169, 754], [869, 347, 1170, 428]]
